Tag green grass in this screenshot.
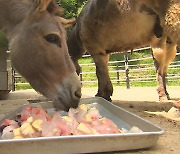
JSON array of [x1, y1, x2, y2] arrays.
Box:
[[81, 79, 180, 88], [16, 84, 32, 90]]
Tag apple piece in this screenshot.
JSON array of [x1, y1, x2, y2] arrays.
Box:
[[21, 125, 35, 135], [85, 114, 92, 122], [26, 116, 33, 123], [32, 119, 43, 131], [20, 122, 31, 132], [13, 128, 21, 136], [62, 116, 73, 123], [77, 123, 92, 134], [13, 135, 23, 139], [79, 104, 88, 112]]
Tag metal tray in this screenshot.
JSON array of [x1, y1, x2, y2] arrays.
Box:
[[0, 97, 164, 154]]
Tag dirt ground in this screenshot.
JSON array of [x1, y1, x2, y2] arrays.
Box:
[[0, 86, 179, 154]]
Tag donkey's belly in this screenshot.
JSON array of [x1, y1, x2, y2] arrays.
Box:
[[84, 6, 156, 54], [107, 14, 155, 52]]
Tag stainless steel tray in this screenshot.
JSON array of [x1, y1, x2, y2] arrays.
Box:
[[0, 97, 164, 154]]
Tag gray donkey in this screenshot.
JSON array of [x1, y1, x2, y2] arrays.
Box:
[[0, 0, 81, 111], [68, 0, 179, 102]]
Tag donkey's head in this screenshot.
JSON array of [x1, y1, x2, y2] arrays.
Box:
[[10, 0, 81, 111]]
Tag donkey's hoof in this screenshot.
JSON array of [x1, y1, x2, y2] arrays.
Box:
[[104, 96, 112, 102], [95, 93, 112, 102]]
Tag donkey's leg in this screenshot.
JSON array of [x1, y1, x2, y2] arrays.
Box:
[[73, 59, 82, 75], [152, 37, 177, 102], [70, 42, 85, 75], [67, 27, 85, 75], [92, 53, 113, 101], [68, 48, 84, 75], [162, 72, 170, 100], [162, 42, 177, 100], [153, 58, 169, 102]]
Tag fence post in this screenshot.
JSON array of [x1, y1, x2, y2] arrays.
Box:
[[124, 52, 130, 89], [80, 67, 83, 82], [116, 64, 120, 85], [11, 67, 16, 91]]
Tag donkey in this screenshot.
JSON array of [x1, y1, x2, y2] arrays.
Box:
[[68, 0, 179, 102], [0, 0, 82, 111]]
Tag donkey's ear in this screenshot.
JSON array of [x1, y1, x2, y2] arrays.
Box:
[[35, 0, 52, 12], [59, 17, 76, 28], [35, 0, 63, 15]]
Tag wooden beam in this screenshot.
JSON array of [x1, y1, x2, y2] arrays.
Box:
[[0, 31, 9, 98]]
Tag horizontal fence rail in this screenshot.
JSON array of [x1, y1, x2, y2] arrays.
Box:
[[11, 47, 180, 90]]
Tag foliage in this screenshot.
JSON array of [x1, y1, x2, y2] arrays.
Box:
[[57, 0, 87, 18]]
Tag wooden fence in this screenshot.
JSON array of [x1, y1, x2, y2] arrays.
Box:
[[11, 47, 180, 90], [78, 47, 180, 87]]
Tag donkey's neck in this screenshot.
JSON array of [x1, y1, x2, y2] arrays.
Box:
[[0, 0, 33, 39]]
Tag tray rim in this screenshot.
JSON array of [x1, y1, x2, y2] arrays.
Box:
[[0, 129, 164, 143]]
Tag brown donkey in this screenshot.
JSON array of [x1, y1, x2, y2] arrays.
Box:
[[68, 0, 179, 102], [0, 0, 82, 111]]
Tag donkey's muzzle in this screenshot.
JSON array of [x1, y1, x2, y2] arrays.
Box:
[[52, 73, 82, 111]]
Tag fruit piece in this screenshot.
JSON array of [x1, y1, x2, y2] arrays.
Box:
[[62, 116, 73, 123], [21, 125, 35, 135], [85, 107, 100, 122], [32, 119, 43, 131], [13, 128, 21, 136], [101, 117, 119, 129], [52, 128, 58, 134], [21, 106, 51, 122], [13, 135, 23, 139], [3, 119, 11, 126], [1, 119, 19, 128], [79, 104, 88, 112], [85, 114, 92, 122], [1, 126, 14, 139], [128, 126, 143, 133], [91, 128, 99, 134], [77, 123, 92, 134], [26, 116, 33, 123], [52, 128, 61, 136], [20, 122, 31, 132]]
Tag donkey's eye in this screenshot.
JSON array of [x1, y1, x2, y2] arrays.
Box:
[[44, 34, 61, 47]]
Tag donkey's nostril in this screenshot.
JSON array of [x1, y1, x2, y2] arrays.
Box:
[[75, 88, 82, 99]]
